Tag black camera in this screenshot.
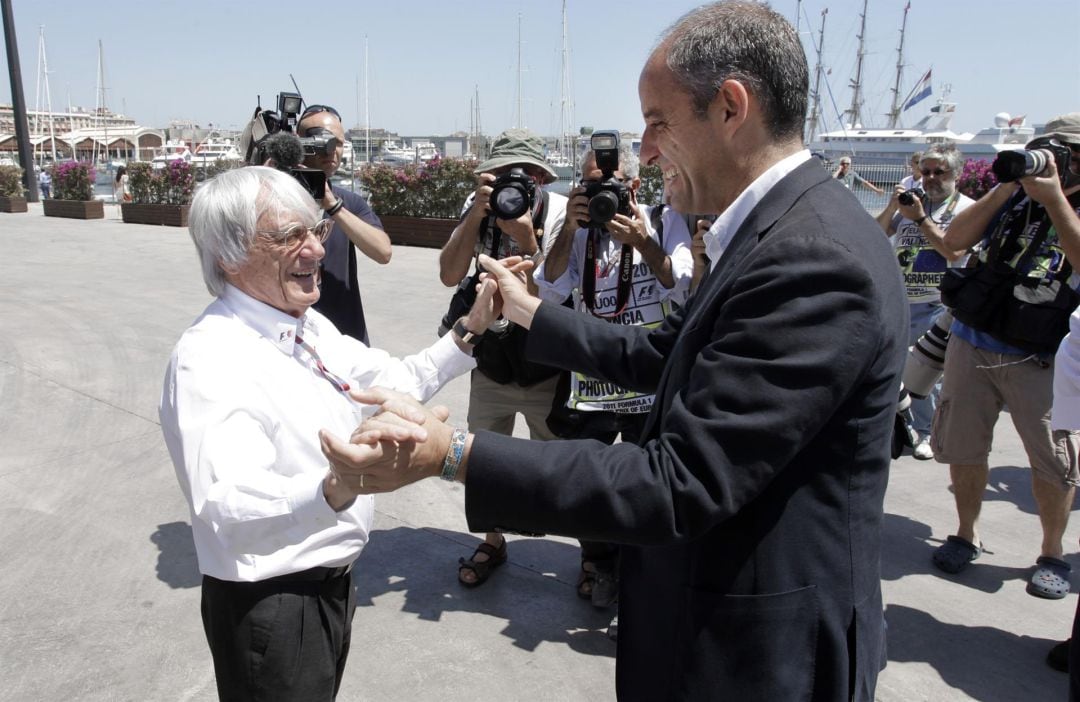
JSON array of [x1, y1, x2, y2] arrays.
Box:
[[898, 187, 926, 207], [582, 130, 632, 227], [489, 168, 537, 220], [992, 138, 1072, 183]]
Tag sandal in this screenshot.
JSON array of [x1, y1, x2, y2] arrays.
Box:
[[458, 538, 507, 588], [932, 535, 982, 574], [577, 563, 596, 600], [1027, 556, 1072, 600]]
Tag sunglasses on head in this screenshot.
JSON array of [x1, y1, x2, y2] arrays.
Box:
[[300, 104, 341, 122], [920, 168, 950, 177]]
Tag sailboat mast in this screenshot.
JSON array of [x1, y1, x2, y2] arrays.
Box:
[[886, 2, 911, 129], [518, 11, 527, 129], [805, 8, 827, 144], [559, 0, 573, 162], [364, 37, 370, 165], [844, 0, 868, 128], [93, 39, 108, 165]]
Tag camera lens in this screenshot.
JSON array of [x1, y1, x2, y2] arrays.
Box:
[[588, 191, 620, 224], [898, 191, 913, 206], [492, 184, 529, 220]]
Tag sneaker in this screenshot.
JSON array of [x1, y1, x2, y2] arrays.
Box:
[[606, 613, 618, 641], [913, 437, 933, 460]]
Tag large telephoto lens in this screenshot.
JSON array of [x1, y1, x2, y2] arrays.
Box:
[[588, 190, 620, 224], [992, 149, 1049, 183]]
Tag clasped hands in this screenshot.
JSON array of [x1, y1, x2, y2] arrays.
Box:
[[319, 254, 538, 497]]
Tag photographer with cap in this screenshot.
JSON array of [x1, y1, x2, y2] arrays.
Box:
[[537, 135, 691, 620], [875, 144, 974, 459], [438, 128, 568, 587], [928, 114, 1080, 602], [297, 104, 391, 345]]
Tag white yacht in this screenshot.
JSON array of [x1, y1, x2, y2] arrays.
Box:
[[190, 139, 242, 169], [956, 113, 1036, 161], [151, 141, 193, 170]]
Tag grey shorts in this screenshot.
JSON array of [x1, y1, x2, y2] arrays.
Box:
[[932, 335, 1080, 488]]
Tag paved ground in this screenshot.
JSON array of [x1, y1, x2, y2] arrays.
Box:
[[0, 202, 1075, 701]]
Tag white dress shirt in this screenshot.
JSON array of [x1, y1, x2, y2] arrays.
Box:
[[159, 284, 475, 581], [704, 149, 812, 269]]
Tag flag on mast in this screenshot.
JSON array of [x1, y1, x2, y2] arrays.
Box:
[[902, 69, 932, 112]]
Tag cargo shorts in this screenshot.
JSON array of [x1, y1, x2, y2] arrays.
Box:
[[932, 335, 1080, 488]]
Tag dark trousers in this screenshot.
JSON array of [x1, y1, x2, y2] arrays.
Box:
[[572, 413, 646, 565], [201, 568, 355, 702]]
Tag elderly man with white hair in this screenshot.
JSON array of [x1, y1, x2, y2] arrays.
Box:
[[159, 166, 499, 700]]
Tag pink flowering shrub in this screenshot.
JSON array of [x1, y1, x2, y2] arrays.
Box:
[[53, 161, 96, 201], [360, 155, 479, 217], [957, 159, 997, 200]]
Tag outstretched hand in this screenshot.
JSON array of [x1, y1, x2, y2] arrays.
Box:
[[318, 387, 456, 495], [477, 254, 542, 330]]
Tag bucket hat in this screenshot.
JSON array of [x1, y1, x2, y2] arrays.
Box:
[[1034, 113, 1080, 147], [475, 129, 558, 184]]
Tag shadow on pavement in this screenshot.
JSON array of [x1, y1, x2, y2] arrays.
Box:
[[354, 526, 616, 657], [151, 521, 200, 589], [885, 603, 1068, 701]]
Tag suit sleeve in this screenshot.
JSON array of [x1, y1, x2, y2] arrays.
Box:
[[467, 233, 888, 545]]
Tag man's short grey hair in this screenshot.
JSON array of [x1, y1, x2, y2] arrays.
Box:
[[920, 145, 964, 176], [910, 151, 924, 164], [188, 166, 320, 296], [660, 1, 808, 141]]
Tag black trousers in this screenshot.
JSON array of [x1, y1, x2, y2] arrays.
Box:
[[201, 568, 355, 702]]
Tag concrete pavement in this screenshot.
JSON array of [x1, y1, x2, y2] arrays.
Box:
[[0, 202, 1074, 701]]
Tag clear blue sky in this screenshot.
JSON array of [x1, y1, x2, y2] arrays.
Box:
[[3, 0, 1078, 138]]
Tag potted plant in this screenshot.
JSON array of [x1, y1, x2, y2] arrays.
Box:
[[0, 164, 28, 213], [121, 160, 194, 226], [44, 161, 103, 219], [360, 156, 478, 248]]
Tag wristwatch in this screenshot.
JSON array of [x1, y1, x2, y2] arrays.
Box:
[[452, 318, 481, 346], [914, 215, 928, 226]]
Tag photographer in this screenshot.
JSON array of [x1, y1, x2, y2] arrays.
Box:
[[437, 128, 568, 587], [537, 136, 692, 617], [929, 114, 1080, 601], [297, 104, 391, 345], [875, 145, 974, 459], [833, 155, 884, 194]]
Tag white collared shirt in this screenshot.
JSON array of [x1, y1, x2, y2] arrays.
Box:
[[704, 149, 812, 269], [159, 284, 475, 581]]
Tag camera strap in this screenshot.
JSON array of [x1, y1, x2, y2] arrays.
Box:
[[582, 227, 634, 318]]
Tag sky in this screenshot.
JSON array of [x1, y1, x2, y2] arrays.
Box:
[[2, 0, 1078, 139]]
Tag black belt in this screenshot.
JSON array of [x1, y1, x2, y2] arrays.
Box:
[[265, 563, 353, 582]]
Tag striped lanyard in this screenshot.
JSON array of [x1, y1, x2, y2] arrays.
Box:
[[295, 335, 352, 395]]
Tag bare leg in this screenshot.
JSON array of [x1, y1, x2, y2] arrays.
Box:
[[1032, 474, 1075, 560], [950, 462, 989, 547]]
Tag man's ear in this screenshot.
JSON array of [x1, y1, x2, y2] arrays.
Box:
[[711, 78, 750, 132]]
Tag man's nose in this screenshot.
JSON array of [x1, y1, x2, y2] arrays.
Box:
[[639, 128, 659, 166]]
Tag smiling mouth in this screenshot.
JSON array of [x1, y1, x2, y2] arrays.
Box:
[[663, 166, 679, 183]]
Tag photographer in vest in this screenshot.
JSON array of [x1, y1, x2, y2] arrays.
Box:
[[876, 144, 974, 459], [537, 133, 692, 619], [929, 114, 1080, 602], [438, 128, 568, 587]]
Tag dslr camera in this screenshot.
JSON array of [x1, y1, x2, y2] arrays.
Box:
[[242, 91, 341, 200], [489, 168, 537, 220], [582, 130, 632, 227], [902, 309, 953, 399], [992, 137, 1073, 184], [898, 187, 927, 207]]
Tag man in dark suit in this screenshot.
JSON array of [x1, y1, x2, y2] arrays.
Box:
[[320, 2, 908, 699]]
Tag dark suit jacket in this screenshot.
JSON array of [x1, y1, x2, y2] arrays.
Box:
[[465, 158, 908, 701]]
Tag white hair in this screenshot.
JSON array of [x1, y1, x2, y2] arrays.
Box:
[[188, 166, 319, 296]]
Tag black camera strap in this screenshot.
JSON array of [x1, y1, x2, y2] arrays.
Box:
[[582, 227, 634, 318]]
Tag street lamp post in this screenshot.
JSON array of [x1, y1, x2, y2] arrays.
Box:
[[2, 0, 39, 201]]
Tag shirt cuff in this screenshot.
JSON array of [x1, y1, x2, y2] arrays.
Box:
[[288, 469, 340, 528]]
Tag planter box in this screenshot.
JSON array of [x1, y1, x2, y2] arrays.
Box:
[[0, 195, 28, 213], [121, 203, 191, 227], [42, 198, 104, 220], [378, 215, 457, 249]]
